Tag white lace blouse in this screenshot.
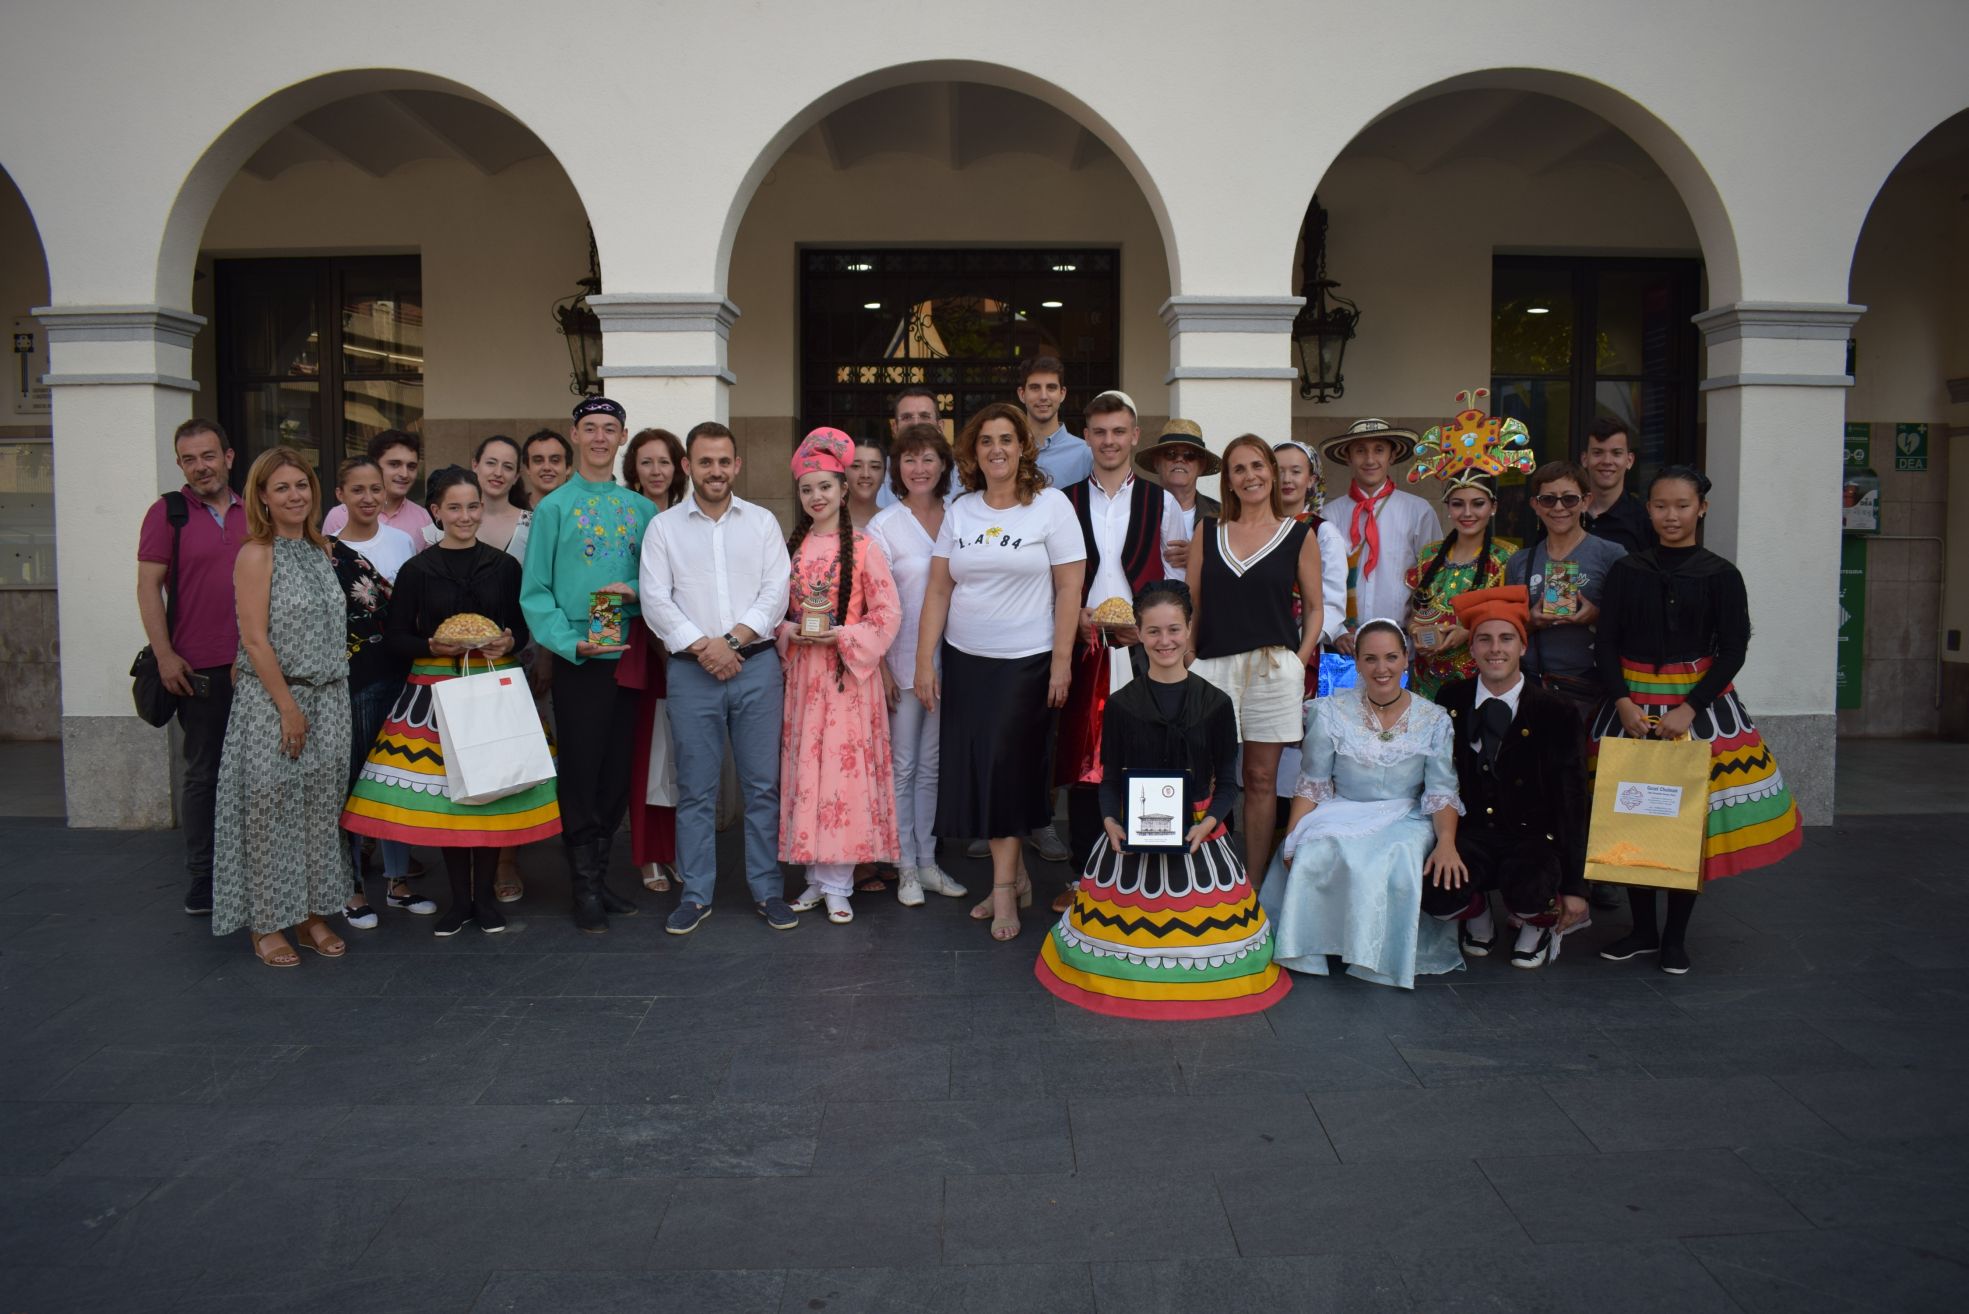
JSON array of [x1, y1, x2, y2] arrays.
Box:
[[1291, 688, 1463, 817]]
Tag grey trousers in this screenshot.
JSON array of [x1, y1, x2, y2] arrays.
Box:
[[667, 649, 784, 906]]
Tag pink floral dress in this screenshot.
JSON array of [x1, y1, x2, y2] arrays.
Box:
[[776, 530, 903, 864]]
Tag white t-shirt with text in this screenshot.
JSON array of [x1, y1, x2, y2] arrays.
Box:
[[933, 488, 1087, 660]]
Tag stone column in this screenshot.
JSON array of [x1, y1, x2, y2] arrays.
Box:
[[588, 293, 738, 437], [1693, 300, 1866, 823], [35, 304, 204, 828], [1160, 296, 1304, 463]]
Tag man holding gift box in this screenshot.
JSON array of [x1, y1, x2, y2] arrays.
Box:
[[520, 395, 656, 933], [1424, 585, 1591, 969]]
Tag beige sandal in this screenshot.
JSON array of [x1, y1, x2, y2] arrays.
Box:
[[493, 849, 524, 903], [641, 862, 674, 893], [988, 880, 1024, 942], [294, 916, 346, 958]]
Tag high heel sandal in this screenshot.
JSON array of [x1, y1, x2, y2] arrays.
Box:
[[987, 878, 1025, 942], [970, 872, 1033, 921]]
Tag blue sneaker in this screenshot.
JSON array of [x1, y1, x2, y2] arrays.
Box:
[[665, 901, 713, 936], [755, 897, 799, 931]]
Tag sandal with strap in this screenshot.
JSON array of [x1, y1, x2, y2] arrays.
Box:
[[641, 862, 674, 893], [294, 916, 346, 958], [253, 931, 300, 968], [970, 872, 1033, 922], [988, 879, 1024, 943]]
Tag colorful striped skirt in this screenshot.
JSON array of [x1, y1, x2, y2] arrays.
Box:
[[340, 657, 562, 849], [1588, 657, 1801, 880], [1035, 814, 1290, 1020]]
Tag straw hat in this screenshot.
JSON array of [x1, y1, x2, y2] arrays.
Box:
[[1133, 418, 1222, 478], [1318, 417, 1419, 466]]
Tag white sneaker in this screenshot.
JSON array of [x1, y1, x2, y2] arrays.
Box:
[[789, 883, 824, 913], [897, 870, 926, 907], [824, 892, 854, 924], [965, 839, 990, 859], [916, 864, 968, 898]]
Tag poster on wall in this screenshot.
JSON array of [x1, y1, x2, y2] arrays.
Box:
[[10, 318, 51, 419], [1837, 536, 1867, 710], [1842, 422, 1879, 535]]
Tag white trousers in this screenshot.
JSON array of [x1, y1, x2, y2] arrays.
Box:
[[888, 689, 941, 869], [809, 862, 855, 896]]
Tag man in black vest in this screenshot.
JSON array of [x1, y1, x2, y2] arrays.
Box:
[[1425, 585, 1590, 968], [1053, 390, 1167, 896]]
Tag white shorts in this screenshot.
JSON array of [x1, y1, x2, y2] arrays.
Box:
[[1191, 646, 1306, 743]]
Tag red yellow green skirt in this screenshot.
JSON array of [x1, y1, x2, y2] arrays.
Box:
[[1588, 657, 1801, 880], [340, 657, 561, 848], [1035, 810, 1290, 1020]]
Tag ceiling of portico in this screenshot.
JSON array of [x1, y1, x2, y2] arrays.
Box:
[[241, 91, 553, 179], [1344, 90, 1665, 179]]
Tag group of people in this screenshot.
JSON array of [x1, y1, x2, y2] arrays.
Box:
[[136, 357, 1801, 1002]]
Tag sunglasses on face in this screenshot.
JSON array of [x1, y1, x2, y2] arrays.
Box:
[[1533, 493, 1583, 509]]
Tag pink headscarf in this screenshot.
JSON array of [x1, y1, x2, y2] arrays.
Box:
[[791, 427, 854, 478]]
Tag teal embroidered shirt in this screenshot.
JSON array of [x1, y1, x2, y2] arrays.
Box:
[[519, 473, 657, 662]]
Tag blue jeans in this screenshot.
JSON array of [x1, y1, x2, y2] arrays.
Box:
[[667, 648, 783, 906], [347, 679, 410, 882]]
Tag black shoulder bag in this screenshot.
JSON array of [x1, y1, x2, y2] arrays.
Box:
[[131, 491, 190, 727]]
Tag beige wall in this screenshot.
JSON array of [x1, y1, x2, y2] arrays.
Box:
[[193, 154, 593, 448], [1297, 150, 1703, 425], [1842, 165, 1961, 737]]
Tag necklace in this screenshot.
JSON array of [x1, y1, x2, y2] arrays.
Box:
[[1360, 690, 1410, 742]]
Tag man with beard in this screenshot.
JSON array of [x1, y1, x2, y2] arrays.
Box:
[[137, 419, 248, 915], [639, 422, 798, 936]]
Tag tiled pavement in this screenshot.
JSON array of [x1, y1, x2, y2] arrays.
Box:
[[2, 813, 1967, 1313]]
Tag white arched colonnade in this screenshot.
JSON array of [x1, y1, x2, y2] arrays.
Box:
[[0, 0, 1963, 825]]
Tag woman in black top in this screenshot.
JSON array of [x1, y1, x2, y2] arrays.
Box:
[[1590, 467, 1802, 975], [1035, 580, 1290, 1018], [342, 467, 559, 936], [1188, 434, 1323, 884]]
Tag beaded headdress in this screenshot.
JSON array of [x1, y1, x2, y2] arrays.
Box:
[[1407, 388, 1535, 496]]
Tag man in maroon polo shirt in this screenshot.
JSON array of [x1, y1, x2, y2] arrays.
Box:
[[136, 419, 248, 915]]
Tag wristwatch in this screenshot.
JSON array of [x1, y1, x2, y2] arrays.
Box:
[[722, 631, 740, 649]]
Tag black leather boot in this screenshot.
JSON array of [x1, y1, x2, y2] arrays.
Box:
[[568, 841, 608, 935], [593, 834, 638, 917]]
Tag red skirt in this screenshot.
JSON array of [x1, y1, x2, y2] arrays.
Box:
[[618, 627, 677, 866]]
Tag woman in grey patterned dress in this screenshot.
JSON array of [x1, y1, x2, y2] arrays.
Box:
[[212, 446, 355, 966]]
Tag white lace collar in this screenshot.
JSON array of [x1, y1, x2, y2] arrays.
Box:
[[1324, 687, 1451, 766]]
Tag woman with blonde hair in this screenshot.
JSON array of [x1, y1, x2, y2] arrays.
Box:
[[211, 446, 355, 966], [914, 402, 1086, 941], [1188, 434, 1324, 886]]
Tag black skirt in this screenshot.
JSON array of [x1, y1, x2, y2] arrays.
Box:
[[936, 643, 1055, 839]]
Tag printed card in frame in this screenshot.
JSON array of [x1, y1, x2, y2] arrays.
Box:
[[1123, 769, 1189, 851]]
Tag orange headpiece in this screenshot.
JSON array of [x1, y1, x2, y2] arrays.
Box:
[[1452, 584, 1530, 643]]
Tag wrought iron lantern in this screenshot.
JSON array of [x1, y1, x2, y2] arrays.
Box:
[[553, 227, 603, 396], [1290, 197, 1360, 403]]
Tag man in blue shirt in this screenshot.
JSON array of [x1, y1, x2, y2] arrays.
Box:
[[1018, 355, 1093, 490]]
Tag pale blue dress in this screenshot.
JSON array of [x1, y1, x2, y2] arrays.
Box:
[[1258, 688, 1465, 989]]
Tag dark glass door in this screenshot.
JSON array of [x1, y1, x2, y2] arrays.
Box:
[[800, 248, 1120, 442]]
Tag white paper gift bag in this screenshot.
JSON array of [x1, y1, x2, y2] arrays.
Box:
[[646, 700, 678, 807], [430, 661, 557, 805]]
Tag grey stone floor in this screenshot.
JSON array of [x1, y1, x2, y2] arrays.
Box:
[[3, 812, 1967, 1313]]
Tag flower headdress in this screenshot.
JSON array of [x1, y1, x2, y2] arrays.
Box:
[[1406, 388, 1535, 495]]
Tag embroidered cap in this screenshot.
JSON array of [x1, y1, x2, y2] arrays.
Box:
[[791, 427, 855, 478], [572, 396, 627, 424]]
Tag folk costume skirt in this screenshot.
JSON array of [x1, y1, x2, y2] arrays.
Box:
[[935, 643, 1054, 840], [1588, 657, 1802, 880], [341, 657, 562, 848], [1036, 814, 1290, 1020]]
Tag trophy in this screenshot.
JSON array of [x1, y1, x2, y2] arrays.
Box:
[[799, 576, 834, 638], [1411, 603, 1450, 651]]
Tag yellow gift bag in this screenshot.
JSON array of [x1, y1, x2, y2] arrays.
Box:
[[1585, 736, 1711, 892]]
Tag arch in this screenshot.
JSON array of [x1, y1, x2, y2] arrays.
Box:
[[1282, 67, 1741, 305], [711, 60, 1181, 294], [1844, 104, 1969, 294], [0, 160, 52, 308], [154, 67, 602, 307]]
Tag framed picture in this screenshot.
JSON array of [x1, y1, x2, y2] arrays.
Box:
[[1123, 769, 1189, 851]]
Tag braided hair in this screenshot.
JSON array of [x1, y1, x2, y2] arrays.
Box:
[[787, 477, 857, 690], [1411, 476, 1500, 611], [1649, 465, 1712, 500]]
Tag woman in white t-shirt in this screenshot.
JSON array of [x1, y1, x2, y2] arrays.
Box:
[[915, 403, 1086, 942]]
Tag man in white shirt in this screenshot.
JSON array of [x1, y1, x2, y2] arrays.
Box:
[[1426, 586, 1590, 971], [1018, 354, 1093, 489], [639, 422, 797, 934], [1054, 391, 1168, 881], [1319, 419, 1440, 653]]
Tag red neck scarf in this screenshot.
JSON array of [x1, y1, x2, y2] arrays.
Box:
[[1347, 480, 1395, 576]]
